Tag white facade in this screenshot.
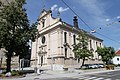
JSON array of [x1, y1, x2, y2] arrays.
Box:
[[112, 56, 120, 65], [31, 9, 103, 68]]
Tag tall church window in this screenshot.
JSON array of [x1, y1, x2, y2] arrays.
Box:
[[42, 19, 45, 28], [64, 32, 67, 43], [41, 36, 45, 44], [100, 43, 101, 47], [96, 42, 98, 47], [90, 40, 92, 48], [65, 48, 67, 58], [73, 35, 76, 44], [41, 56, 43, 66]]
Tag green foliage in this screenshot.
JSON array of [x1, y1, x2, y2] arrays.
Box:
[[0, 0, 37, 72], [0, 70, 23, 77], [105, 65, 114, 70], [96, 46, 115, 64], [11, 70, 23, 76], [0, 73, 5, 77], [73, 31, 93, 66]]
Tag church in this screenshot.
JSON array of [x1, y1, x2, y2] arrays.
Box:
[[30, 9, 103, 69]]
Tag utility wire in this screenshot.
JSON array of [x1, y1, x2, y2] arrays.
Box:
[[41, 0, 45, 9], [96, 32, 120, 44], [61, 0, 92, 30], [61, 0, 120, 45]]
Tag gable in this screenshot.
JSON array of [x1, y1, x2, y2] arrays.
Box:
[[116, 50, 120, 55], [37, 9, 60, 31]]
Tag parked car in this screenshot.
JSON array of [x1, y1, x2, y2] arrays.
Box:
[[89, 64, 98, 69], [81, 64, 89, 69], [93, 64, 100, 68], [97, 63, 105, 68]]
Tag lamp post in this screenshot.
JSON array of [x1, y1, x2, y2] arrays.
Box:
[[50, 54, 55, 71], [34, 32, 39, 73]]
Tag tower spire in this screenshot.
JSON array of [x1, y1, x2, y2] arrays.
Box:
[[57, 11, 60, 18], [57, 11, 61, 21]]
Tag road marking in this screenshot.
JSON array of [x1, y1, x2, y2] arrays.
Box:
[[105, 78, 111, 80], [73, 76, 86, 79], [77, 76, 90, 79], [94, 77, 104, 80], [87, 77, 97, 79]]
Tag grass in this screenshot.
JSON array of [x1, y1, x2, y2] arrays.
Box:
[[0, 70, 24, 77]]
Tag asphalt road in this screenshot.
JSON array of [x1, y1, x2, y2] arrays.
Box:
[[43, 70, 120, 80], [2, 69, 120, 80], [84, 70, 120, 80]]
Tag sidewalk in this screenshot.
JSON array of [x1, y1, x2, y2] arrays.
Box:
[[2, 67, 120, 80], [22, 67, 120, 80], [80, 67, 120, 75]]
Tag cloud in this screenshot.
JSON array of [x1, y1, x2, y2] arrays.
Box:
[[74, 0, 110, 26], [77, 0, 105, 16], [117, 16, 120, 19], [58, 7, 69, 12], [51, 4, 69, 13], [106, 19, 110, 22], [51, 4, 58, 11]]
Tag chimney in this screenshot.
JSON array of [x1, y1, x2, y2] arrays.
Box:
[[73, 16, 78, 28]]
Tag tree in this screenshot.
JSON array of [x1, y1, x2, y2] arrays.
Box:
[[0, 0, 37, 72], [73, 31, 93, 67], [96, 46, 115, 65]]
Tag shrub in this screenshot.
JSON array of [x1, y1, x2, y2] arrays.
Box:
[[0, 73, 5, 77], [105, 65, 114, 70], [11, 70, 23, 76]]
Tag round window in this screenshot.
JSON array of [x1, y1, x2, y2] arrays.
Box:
[[42, 36, 45, 44]]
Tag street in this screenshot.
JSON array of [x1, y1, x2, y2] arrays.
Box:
[[82, 70, 120, 80], [42, 70, 120, 80], [2, 69, 120, 80]]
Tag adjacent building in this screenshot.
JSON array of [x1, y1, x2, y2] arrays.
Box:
[[31, 9, 103, 69], [112, 50, 120, 65]]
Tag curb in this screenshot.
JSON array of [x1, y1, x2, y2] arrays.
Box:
[[79, 68, 120, 75]]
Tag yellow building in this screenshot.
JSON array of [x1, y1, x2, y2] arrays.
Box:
[[31, 9, 103, 70]]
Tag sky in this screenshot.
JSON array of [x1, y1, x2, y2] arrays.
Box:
[[24, 0, 120, 50]]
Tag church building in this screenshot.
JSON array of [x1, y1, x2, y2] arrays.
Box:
[[31, 9, 103, 69]]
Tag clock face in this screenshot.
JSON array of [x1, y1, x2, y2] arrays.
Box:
[[42, 36, 45, 44]]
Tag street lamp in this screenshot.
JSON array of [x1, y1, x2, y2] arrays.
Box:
[[34, 32, 39, 73], [50, 54, 55, 71]]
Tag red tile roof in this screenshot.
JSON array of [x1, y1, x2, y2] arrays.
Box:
[[115, 50, 120, 55]]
